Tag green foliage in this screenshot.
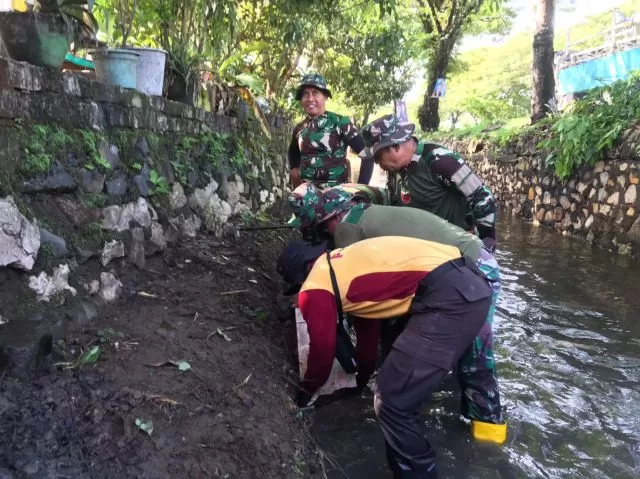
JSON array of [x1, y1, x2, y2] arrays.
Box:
[[538, 74, 640, 179], [21, 124, 72, 175], [170, 160, 192, 186], [149, 169, 170, 195]]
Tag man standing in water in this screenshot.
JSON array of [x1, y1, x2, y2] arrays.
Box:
[[277, 237, 496, 478], [287, 74, 374, 189]]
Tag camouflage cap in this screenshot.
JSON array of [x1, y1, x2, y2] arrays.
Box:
[[288, 182, 352, 228], [361, 114, 415, 156], [295, 73, 332, 100]]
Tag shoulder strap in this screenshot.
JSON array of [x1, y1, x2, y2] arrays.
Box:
[[326, 251, 345, 324]]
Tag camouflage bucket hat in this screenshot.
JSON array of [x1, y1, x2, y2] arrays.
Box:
[[295, 73, 332, 101], [361, 114, 415, 157], [288, 182, 352, 228]]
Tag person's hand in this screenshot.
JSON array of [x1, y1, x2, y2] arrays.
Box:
[[290, 168, 302, 188], [482, 237, 497, 253]]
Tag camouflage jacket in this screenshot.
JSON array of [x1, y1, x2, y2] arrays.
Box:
[[287, 111, 367, 187], [388, 141, 497, 242]]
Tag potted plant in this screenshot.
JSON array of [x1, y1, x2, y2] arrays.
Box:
[[0, 0, 97, 69], [164, 39, 203, 105]]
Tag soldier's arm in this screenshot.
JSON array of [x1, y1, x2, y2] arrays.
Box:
[[340, 119, 372, 184], [333, 223, 365, 248], [431, 151, 497, 244]]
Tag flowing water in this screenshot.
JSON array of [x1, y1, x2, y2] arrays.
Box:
[[312, 215, 640, 479]]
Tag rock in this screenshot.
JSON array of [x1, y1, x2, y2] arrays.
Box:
[[23, 161, 76, 194], [617, 175, 626, 188], [593, 203, 599, 214], [182, 215, 202, 237], [146, 222, 166, 255], [570, 202, 577, 212], [234, 202, 251, 216], [542, 177, 551, 187], [259, 190, 269, 203], [80, 169, 106, 194], [128, 228, 145, 269], [542, 192, 551, 205], [101, 240, 125, 266], [0, 197, 40, 271], [577, 182, 588, 194], [594, 161, 605, 173], [620, 163, 628, 172], [135, 137, 149, 159], [527, 187, 535, 200], [132, 162, 151, 197], [625, 185, 637, 205], [98, 140, 123, 170], [67, 301, 98, 328], [66, 152, 80, 167], [544, 210, 553, 222], [225, 180, 243, 208], [599, 172, 609, 185], [87, 279, 100, 295], [626, 215, 640, 243], [99, 272, 123, 303], [607, 178, 615, 187], [553, 207, 564, 221], [585, 215, 594, 229], [102, 198, 152, 232], [628, 207, 636, 216], [588, 188, 596, 199], [169, 183, 188, 211], [28, 264, 77, 302], [561, 215, 571, 229], [53, 196, 100, 227], [630, 170, 639, 185], [597, 188, 607, 202], [568, 179, 576, 190], [535, 186, 543, 196], [536, 208, 545, 222], [600, 204, 612, 215], [38, 227, 67, 257], [76, 246, 95, 264], [0, 319, 59, 377], [573, 217, 582, 230], [189, 181, 232, 236], [615, 210, 625, 224], [559, 196, 570, 210], [607, 192, 620, 206], [106, 174, 128, 197]]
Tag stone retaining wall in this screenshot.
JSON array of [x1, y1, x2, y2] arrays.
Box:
[[0, 57, 291, 373], [447, 130, 640, 256]]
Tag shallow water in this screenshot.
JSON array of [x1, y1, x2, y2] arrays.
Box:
[[312, 216, 640, 478]]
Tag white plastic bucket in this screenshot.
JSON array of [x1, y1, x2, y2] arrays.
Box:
[[127, 47, 167, 96]]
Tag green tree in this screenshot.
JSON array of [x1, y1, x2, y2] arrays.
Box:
[[531, 0, 556, 123]]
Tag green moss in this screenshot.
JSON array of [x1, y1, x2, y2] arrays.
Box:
[[81, 193, 108, 209], [74, 222, 105, 252], [34, 243, 59, 273]]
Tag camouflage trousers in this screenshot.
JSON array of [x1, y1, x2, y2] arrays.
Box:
[[457, 247, 503, 423]]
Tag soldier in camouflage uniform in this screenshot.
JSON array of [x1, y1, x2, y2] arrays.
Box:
[[288, 74, 374, 189], [286, 185, 506, 441], [361, 114, 499, 253]]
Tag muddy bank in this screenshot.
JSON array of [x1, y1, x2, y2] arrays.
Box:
[[0, 223, 324, 478]]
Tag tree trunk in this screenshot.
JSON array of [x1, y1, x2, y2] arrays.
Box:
[[531, 0, 556, 123], [419, 39, 452, 131]]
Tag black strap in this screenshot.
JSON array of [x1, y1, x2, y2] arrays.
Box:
[[325, 252, 357, 374]]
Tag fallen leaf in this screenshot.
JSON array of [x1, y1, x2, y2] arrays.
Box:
[[216, 328, 232, 342], [78, 346, 101, 365], [248, 279, 258, 284], [135, 418, 154, 436], [138, 291, 157, 299]]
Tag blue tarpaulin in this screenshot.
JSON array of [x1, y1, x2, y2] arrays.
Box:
[[558, 47, 640, 95]]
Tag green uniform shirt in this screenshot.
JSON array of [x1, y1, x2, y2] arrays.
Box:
[[334, 204, 483, 261]]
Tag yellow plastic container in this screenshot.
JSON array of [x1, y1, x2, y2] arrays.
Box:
[[12, 0, 27, 12], [471, 420, 507, 444]]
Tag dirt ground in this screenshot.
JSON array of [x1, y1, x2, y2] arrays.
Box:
[[0, 214, 326, 478]]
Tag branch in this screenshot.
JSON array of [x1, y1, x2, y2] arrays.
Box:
[[446, 0, 458, 32], [422, 0, 443, 35]]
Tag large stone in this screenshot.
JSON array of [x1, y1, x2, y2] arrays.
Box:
[[553, 207, 564, 221], [98, 140, 123, 170], [23, 161, 76, 194], [597, 188, 608, 202], [573, 217, 582, 230], [594, 161, 605, 173], [101, 240, 125, 266], [628, 207, 636, 216], [617, 175, 626, 188], [544, 210, 553, 222], [66, 301, 99, 328], [99, 272, 123, 303], [584, 215, 594, 229], [607, 192, 620, 206], [135, 137, 149, 159], [620, 163, 629, 172], [132, 162, 151, 197], [625, 185, 637, 205], [559, 196, 570, 210], [542, 192, 551, 205], [106, 174, 128, 197], [0, 197, 40, 271], [535, 186, 543, 197], [38, 227, 67, 257], [146, 222, 167, 255], [577, 182, 588, 194], [600, 204, 612, 215], [80, 169, 106, 194], [53, 196, 100, 227], [629, 170, 639, 185], [535, 208, 545, 222], [128, 228, 145, 269], [28, 264, 77, 302], [599, 172, 609, 185], [189, 181, 232, 236], [182, 215, 202, 237], [169, 183, 188, 211], [626, 215, 640, 243], [102, 198, 152, 232]]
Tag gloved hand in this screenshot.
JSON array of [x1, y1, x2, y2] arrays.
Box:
[[482, 237, 497, 253], [296, 390, 314, 408]]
